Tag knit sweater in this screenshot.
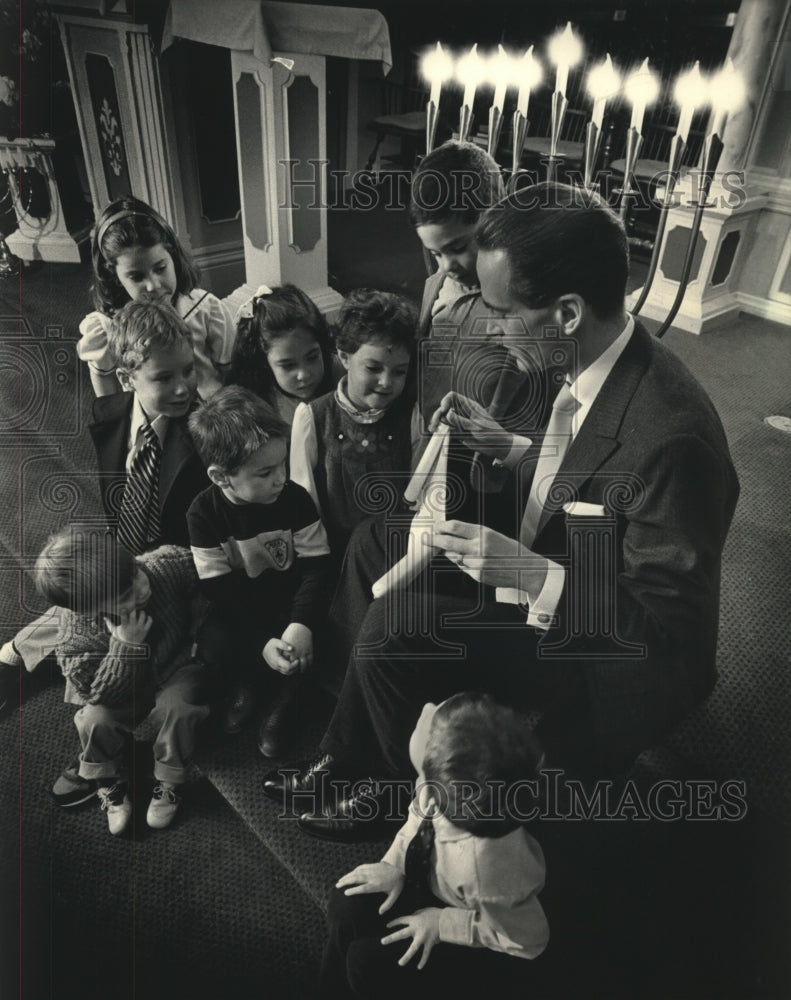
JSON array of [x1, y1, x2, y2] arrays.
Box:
[[56, 546, 200, 708]]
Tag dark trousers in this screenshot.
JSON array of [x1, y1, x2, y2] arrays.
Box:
[[197, 607, 290, 707], [326, 515, 405, 675], [321, 586, 593, 780], [318, 886, 543, 1000]]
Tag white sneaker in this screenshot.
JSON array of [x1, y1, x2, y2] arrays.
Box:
[[146, 783, 181, 829], [97, 782, 132, 835], [0, 641, 22, 667]]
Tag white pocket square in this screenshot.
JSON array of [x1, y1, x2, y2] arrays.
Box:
[[563, 501, 607, 517]]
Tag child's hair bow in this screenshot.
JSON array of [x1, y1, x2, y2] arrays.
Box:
[[236, 284, 273, 322]]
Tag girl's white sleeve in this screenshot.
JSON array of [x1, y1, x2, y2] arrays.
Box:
[[289, 403, 323, 518], [77, 312, 115, 373], [201, 293, 237, 368]]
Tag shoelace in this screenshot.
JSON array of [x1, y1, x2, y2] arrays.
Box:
[[302, 754, 334, 782], [339, 779, 378, 817], [98, 783, 127, 809], [151, 784, 180, 804]]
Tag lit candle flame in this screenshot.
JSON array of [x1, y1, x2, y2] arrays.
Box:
[[707, 58, 746, 138], [548, 21, 583, 98], [514, 46, 542, 117], [457, 44, 485, 111], [624, 57, 659, 134], [673, 62, 707, 143], [489, 44, 512, 113], [587, 54, 620, 130], [422, 42, 454, 108]]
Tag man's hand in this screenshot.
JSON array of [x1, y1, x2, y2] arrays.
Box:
[[105, 608, 152, 646], [263, 637, 299, 675], [382, 908, 442, 969], [427, 519, 549, 594], [336, 862, 404, 915], [280, 622, 313, 672], [428, 391, 513, 462]]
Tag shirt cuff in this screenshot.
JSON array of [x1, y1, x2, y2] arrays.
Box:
[[438, 907, 474, 947], [493, 434, 533, 470], [494, 558, 565, 631]]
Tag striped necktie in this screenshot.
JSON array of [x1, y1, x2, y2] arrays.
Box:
[[118, 422, 162, 555], [403, 815, 436, 908], [519, 381, 578, 550]]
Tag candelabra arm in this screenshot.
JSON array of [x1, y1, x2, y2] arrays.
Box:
[[426, 99, 439, 156], [583, 121, 602, 190], [619, 127, 643, 221], [550, 91, 568, 160], [654, 134, 723, 339], [653, 201, 706, 339], [488, 106, 504, 159], [697, 132, 725, 203], [458, 104, 474, 144], [511, 110, 528, 177], [632, 135, 686, 316]]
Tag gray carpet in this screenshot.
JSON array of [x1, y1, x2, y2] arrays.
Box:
[[2, 251, 790, 998], [0, 677, 326, 1000], [665, 423, 791, 818]]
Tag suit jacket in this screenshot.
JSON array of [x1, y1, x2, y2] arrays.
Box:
[[417, 271, 544, 426], [88, 392, 209, 550], [416, 272, 552, 520], [508, 322, 739, 765]]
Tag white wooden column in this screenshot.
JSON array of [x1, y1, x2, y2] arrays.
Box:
[[227, 50, 342, 317]]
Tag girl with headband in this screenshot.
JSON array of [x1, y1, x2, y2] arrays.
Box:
[[78, 196, 235, 399]]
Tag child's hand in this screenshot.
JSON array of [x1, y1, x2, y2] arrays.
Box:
[[105, 608, 152, 646], [279, 622, 313, 673], [382, 908, 442, 969], [336, 862, 404, 915], [262, 638, 299, 675]]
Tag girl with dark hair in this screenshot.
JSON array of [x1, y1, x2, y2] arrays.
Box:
[[78, 195, 235, 399], [227, 283, 338, 426], [289, 288, 421, 557]]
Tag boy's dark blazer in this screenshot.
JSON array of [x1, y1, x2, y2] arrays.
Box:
[[88, 391, 209, 549], [517, 320, 739, 765]]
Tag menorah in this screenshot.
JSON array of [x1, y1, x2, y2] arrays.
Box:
[[421, 26, 745, 339]]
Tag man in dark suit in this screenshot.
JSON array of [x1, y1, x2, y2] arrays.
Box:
[[264, 184, 739, 841]]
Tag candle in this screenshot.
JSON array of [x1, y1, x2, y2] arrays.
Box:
[[490, 45, 511, 113], [457, 44, 484, 112], [673, 62, 707, 143], [515, 45, 542, 117], [586, 54, 620, 130], [422, 42, 453, 108], [707, 58, 746, 138], [548, 22, 583, 98], [624, 58, 659, 134]]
